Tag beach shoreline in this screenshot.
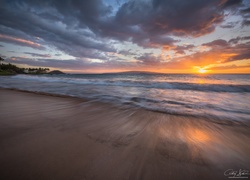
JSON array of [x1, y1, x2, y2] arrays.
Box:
[[0, 88, 249, 179]]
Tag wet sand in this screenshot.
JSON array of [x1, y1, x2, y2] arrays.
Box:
[[0, 88, 249, 180]]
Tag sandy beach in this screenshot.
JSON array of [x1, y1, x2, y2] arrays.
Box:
[[0, 88, 249, 180]]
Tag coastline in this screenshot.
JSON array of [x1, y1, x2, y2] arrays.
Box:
[[0, 88, 249, 179]]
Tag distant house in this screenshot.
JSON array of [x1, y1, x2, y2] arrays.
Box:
[[24, 69, 38, 74], [29, 69, 38, 73], [24, 69, 29, 73]]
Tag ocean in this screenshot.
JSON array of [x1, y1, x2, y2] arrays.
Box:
[[1, 73, 250, 122]]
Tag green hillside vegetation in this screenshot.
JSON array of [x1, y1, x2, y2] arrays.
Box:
[[0, 57, 50, 75]]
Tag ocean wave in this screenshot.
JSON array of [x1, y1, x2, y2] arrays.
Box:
[[1, 74, 249, 122], [12, 74, 250, 92], [81, 94, 250, 122]]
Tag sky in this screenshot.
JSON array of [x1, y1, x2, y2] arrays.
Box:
[[0, 0, 250, 74]]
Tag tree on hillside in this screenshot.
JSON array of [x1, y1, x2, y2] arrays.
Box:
[[0, 57, 4, 70], [0, 57, 4, 64]]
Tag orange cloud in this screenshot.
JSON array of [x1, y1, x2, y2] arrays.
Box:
[[0, 34, 43, 49]]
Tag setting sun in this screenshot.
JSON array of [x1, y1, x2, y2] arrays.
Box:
[[198, 69, 207, 74], [193, 66, 209, 74]]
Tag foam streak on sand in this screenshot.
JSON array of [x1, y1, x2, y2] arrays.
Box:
[[0, 89, 249, 179]]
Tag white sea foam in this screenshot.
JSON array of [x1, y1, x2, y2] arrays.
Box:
[[11, 74, 250, 92], [1, 73, 250, 122]]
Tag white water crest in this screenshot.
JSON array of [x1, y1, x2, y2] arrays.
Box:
[[1, 73, 250, 121]]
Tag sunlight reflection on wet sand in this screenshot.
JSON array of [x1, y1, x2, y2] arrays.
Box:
[[0, 89, 249, 180], [186, 128, 210, 143]]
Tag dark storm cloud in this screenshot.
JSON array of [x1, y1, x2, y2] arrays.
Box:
[[203, 39, 229, 47], [229, 37, 242, 44], [97, 0, 247, 48], [118, 49, 137, 56], [137, 53, 161, 65], [0, 0, 248, 70], [173, 45, 195, 54], [0, 25, 36, 43], [241, 7, 250, 14], [142, 36, 179, 49], [242, 19, 250, 26], [0, 0, 116, 58], [222, 0, 243, 8], [242, 36, 250, 40], [201, 38, 250, 63], [220, 22, 238, 28], [239, 4, 250, 26], [1, 0, 243, 50], [228, 36, 250, 44], [167, 37, 250, 68], [226, 40, 250, 62], [24, 52, 51, 58], [115, 0, 226, 37], [229, 51, 250, 62]]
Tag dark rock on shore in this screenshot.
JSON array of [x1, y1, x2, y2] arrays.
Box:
[[48, 70, 64, 74]]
